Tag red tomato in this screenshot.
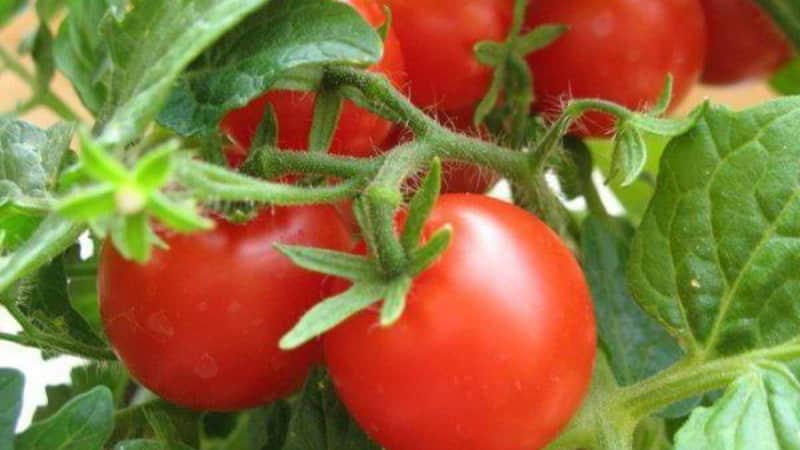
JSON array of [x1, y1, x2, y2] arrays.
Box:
[[699, 0, 792, 84], [99, 207, 351, 411], [324, 194, 596, 450], [379, 0, 512, 112], [220, 0, 407, 156], [526, 0, 706, 137]]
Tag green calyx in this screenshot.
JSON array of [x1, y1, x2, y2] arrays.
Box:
[[278, 158, 452, 350]]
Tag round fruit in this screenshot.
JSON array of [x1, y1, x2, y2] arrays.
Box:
[[379, 0, 512, 112], [699, 0, 792, 84], [324, 194, 597, 450], [99, 207, 351, 411], [220, 0, 407, 156], [526, 0, 707, 136]]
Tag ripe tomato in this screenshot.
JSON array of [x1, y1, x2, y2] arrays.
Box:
[[220, 0, 407, 156], [99, 207, 351, 411], [379, 0, 512, 112], [526, 0, 706, 137], [699, 0, 792, 84], [324, 194, 596, 450]]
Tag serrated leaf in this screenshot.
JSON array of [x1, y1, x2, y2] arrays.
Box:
[[275, 244, 379, 281], [16, 386, 113, 450], [674, 363, 800, 449], [54, 0, 116, 114], [400, 158, 441, 253], [99, 0, 270, 144], [610, 126, 647, 187], [582, 217, 683, 386], [282, 368, 381, 450], [157, 0, 382, 137], [0, 369, 24, 450], [628, 99, 800, 356], [0, 120, 74, 211], [280, 282, 385, 350]]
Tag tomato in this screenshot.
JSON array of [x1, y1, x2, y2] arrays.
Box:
[[379, 0, 512, 112], [220, 0, 407, 157], [99, 207, 352, 411], [526, 0, 706, 137], [324, 194, 596, 450], [699, 0, 792, 84]]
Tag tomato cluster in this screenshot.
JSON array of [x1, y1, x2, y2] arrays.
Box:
[[99, 1, 793, 449]]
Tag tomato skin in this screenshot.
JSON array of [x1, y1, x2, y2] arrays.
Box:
[[99, 207, 351, 411], [699, 0, 792, 84], [380, 0, 512, 112], [526, 0, 706, 136], [324, 194, 596, 450], [220, 0, 406, 156]]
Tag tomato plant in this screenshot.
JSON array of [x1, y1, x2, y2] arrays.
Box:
[[98, 207, 351, 411], [699, 0, 792, 84], [220, 0, 407, 156], [324, 194, 596, 450], [525, 0, 707, 136], [2, 0, 800, 449]]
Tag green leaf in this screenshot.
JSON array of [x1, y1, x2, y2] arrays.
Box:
[[308, 88, 344, 154], [0, 0, 26, 28], [282, 368, 381, 450], [99, 0, 270, 145], [0, 369, 24, 450], [407, 225, 452, 276], [57, 184, 116, 220], [275, 244, 379, 281], [147, 193, 212, 233], [582, 217, 682, 387], [629, 102, 709, 137], [770, 57, 800, 96], [650, 75, 674, 117], [31, 25, 55, 89], [634, 417, 673, 450], [0, 120, 74, 213], [157, 0, 382, 137], [674, 363, 800, 449], [12, 254, 108, 353], [132, 144, 176, 190], [114, 440, 164, 450], [609, 125, 648, 187], [474, 41, 505, 66], [379, 275, 411, 327], [280, 282, 385, 350], [34, 363, 128, 422], [514, 24, 567, 55], [400, 158, 441, 253], [245, 402, 291, 450], [35, 0, 64, 21], [628, 99, 800, 356], [110, 212, 151, 263], [16, 386, 113, 450], [143, 408, 199, 450], [54, 0, 115, 114]]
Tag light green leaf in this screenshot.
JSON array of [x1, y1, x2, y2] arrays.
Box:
[[514, 24, 567, 55], [308, 88, 344, 154], [629, 99, 800, 356], [0, 0, 26, 28], [56, 184, 116, 220], [99, 0, 270, 144], [610, 126, 647, 187], [34, 363, 128, 422], [408, 225, 452, 276], [400, 158, 441, 253], [280, 282, 386, 350], [16, 386, 113, 450], [54, 0, 116, 114], [674, 363, 800, 450], [147, 193, 212, 233], [0, 369, 24, 450], [110, 212, 151, 263], [132, 144, 176, 190], [157, 0, 382, 137], [379, 276, 411, 327], [275, 244, 379, 281]]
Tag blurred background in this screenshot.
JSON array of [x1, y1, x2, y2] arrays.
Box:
[[0, 5, 781, 430]]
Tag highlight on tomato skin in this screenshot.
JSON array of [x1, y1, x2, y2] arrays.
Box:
[[525, 0, 707, 137], [699, 0, 793, 85], [324, 194, 597, 450], [220, 0, 407, 159], [98, 206, 352, 411]]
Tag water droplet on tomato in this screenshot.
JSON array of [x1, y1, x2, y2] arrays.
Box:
[[194, 353, 218, 379], [147, 311, 174, 337]]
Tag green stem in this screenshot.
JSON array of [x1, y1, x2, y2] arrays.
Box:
[[0, 45, 80, 121], [619, 342, 800, 419], [249, 146, 382, 179]]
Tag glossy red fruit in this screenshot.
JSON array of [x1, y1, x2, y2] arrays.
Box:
[[526, 0, 707, 136], [380, 0, 512, 112], [99, 207, 351, 411], [221, 0, 407, 156], [325, 194, 597, 450], [699, 0, 792, 84]]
